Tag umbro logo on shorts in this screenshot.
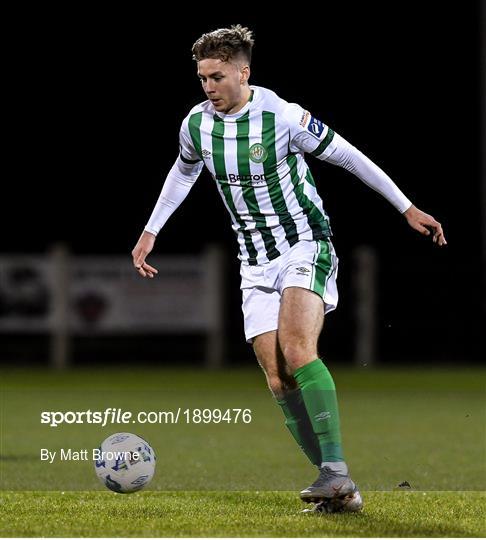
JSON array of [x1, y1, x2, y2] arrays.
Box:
[[202, 149, 212, 158], [296, 267, 310, 275]]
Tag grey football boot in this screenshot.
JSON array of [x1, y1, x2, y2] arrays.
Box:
[[300, 464, 357, 503], [301, 487, 363, 514]]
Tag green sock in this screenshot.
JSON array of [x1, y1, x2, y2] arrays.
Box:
[[294, 358, 344, 463], [276, 388, 321, 466]]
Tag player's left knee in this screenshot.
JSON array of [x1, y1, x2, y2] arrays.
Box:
[[280, 341, 317, 371]]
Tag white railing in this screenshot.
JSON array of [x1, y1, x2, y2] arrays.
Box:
[[0, 245, 226, 369]]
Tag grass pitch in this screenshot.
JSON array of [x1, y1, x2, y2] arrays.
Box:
[[1, 366, 485, 536], [1, 490, 485, 537]]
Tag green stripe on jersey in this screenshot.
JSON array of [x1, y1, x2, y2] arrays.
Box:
[[236, 113, 280, 260], [211, 115, 259, 262], [310, 128, 335, 158], [261, 112, 299, 246], [306, 168, 317, 188], [311, 240, 333, 296], [305, 170, 332, 238], [286, 154, 331, 239], [188, 113, 203, 160]]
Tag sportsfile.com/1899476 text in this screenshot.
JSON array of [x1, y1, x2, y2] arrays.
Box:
[[40, 408, 253, 427]]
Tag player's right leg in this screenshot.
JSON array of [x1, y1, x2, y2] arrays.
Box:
[[240, 262, 321, 466], [253, 330, 321, 466]]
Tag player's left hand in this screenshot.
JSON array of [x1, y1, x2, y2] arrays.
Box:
[[403, 205, 447, 246]]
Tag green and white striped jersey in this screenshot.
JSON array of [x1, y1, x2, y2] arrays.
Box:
[[179, 86, 336, 266]]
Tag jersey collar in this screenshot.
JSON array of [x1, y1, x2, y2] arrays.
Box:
[[213, 87, 257, 120]]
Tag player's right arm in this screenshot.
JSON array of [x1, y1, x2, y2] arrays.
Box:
[[132, 118, 204, 278]]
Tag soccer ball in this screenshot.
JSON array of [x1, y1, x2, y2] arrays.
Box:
[[94, 432, 156, 493]]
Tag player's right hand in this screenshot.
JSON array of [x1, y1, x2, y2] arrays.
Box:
[[132, 231, 159, 278]]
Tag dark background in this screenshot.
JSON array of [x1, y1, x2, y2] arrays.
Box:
[[3, 4, 483, 365]]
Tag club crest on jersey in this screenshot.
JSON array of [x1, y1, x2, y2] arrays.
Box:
[[249, 143, 268, 163]]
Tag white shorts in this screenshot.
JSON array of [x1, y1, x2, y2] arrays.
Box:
[[240, 239, 339, 343]]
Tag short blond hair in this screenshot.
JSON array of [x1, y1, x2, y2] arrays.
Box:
[[192, 24, 254, 64]]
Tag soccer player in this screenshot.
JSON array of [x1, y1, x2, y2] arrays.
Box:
[[132, 25, 446, 514]]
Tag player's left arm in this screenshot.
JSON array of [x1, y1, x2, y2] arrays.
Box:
[[285, 103, 446, 246], [322, 133, 447, 246]]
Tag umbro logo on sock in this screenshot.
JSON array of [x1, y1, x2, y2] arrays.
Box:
[[314, 411, 331, 421]]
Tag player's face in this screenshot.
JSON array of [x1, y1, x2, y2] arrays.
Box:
[[197, 58, 250, 115]]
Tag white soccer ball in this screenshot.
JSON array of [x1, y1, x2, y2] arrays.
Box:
[[94, 432, 156, 493]]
